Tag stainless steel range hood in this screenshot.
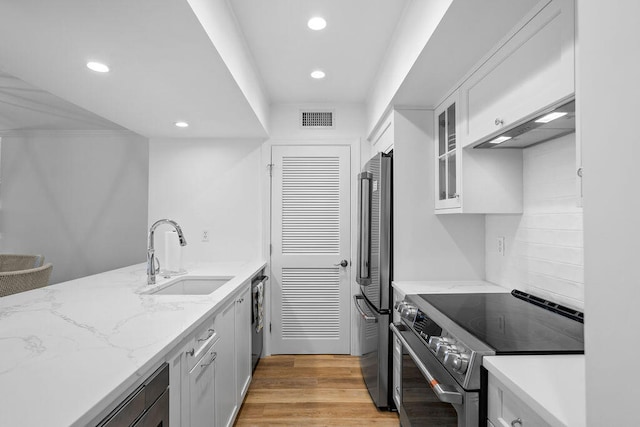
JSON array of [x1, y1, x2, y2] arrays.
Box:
[[473, 98, 575, 149]]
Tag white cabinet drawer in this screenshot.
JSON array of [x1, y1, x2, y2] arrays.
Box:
[[460, 0, 575, 148], [392, 333, 402, 408], [488, 374, 552, 427], [185, 316, 218, 371]]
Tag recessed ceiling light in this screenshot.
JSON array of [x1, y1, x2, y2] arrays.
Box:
[[86, 61, 110, 73], [488, 135, 512, 145], [310, 70, 326, 79], [175, 121, 189, 128], [307, 17, 327, 31], [535, 111, 568, 123]]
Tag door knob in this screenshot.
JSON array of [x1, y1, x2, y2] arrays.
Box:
[[334, 259, 349, 267]]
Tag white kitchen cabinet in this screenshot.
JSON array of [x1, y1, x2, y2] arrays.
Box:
[[487, 372, 552, 427], [434, 92, 523, 214], [167, 280, 253, 427], [168, 344, 187, 426], [188, 340, 218, 427], [170, 313, 219, 427], [459, 0, 575, 148], [215, 297, 237, 427], [370, 109, 394, 155], [392, 332, 402, 409], [435, 92, 461, 210], [235, 286, 252, 402]]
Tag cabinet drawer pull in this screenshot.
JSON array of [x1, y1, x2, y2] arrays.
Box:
[[511, 418, 522, 427], [200, 352, 217, 368], [197, 329, 215, 342], [577, 167, 583, 177], [186, 348, 195, 357], [495, 118, 504, 126]]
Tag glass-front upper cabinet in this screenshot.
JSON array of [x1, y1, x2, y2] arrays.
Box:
[[435, 92, 461, 211]]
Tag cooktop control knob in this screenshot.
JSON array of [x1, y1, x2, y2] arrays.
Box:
[[428, 336, 449, 352], [400, 304, 417, 322], [445, 352, 470, 374], [436, 343, 457, 359], [397, 300, 411, 313], [427, 336, 442, 352]]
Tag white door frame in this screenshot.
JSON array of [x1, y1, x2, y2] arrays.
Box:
[[260, 138, 362, 357]]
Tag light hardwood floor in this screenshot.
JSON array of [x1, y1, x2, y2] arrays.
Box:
[[234, 355, 400, 426]]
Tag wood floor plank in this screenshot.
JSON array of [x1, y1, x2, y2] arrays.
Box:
[[244, 388, 374, 404], [234, 355, 399, 427]]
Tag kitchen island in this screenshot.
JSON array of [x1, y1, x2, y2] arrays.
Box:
[[0, 260, 266, 426]]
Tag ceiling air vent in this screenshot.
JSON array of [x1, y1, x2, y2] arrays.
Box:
[[300, 110, 334, 129]]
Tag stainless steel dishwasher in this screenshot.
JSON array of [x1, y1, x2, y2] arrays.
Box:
[[251, 274, 268, 371], [97, 363, 169, 426]]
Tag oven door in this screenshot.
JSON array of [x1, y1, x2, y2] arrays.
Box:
[[390, 323, 479, 427]]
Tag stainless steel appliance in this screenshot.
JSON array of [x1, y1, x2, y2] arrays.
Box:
[[473, 98, 575, 149], [97, 363, 170, 426], [391, 290, 584, 426], [355, 152, 393, 409], [251, 274, 268, 371]]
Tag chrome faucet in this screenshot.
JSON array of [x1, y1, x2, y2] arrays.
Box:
[[147, 219, 187, 285]]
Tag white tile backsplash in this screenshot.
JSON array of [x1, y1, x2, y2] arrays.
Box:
[[486, 133, 584, 309]]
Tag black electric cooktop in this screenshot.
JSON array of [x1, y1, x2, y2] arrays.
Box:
[[417, 292, 584, 355]]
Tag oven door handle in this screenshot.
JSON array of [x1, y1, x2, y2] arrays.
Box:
[[390, 324, 463, 405], [354, 295, 377, 323]]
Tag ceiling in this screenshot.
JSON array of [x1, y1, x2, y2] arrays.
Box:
[[0, 0, 268, 138], [0, 0, 540, 138], [0, 71, 124, 132], [230, 0, 409, 104]]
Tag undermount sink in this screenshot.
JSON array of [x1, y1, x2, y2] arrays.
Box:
[[147, 277, 233, 295]]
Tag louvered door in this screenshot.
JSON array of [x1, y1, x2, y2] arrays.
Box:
[[271, 145, 351, 354]]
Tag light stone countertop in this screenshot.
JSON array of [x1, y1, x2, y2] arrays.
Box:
[[392, 279, 510, 298], [0, 260, 266, 427], [484, 355, 586, 427]]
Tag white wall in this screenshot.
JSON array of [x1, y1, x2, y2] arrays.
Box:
[[0, 130, 149, 284], [392, 109, 485, 281], [148, 138, 263, 265], [486, 134, 583, 309], [579, 1, 640, 425]]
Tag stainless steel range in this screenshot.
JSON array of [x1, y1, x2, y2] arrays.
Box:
[[390, 290, 584, 427]]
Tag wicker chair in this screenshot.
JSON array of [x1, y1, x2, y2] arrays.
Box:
[[0, 254, 52, 297], [0, 254, 45, 271]]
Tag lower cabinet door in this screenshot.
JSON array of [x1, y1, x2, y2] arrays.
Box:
[[392, 334, 402, 409], [215, 300, 237, 427], [188, 342, 217, 427], [235, 287, 252, 401]]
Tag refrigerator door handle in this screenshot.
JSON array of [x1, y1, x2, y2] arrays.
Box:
[[356, 171, 372, 285], [354, 295, 377, 323]]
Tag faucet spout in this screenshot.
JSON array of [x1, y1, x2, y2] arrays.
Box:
[[147, 219, 187, 285]]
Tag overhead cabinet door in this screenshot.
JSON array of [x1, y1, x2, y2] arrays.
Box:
[[460, 0, 575, 147]]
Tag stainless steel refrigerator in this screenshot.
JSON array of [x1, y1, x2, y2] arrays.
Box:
[[354, 152, 392, 409]]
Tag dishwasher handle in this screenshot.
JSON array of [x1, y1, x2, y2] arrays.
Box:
[[390, 323, 463, 405], [354, 295, 377, 323]]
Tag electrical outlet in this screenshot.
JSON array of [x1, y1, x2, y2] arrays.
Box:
[[497, 237, 505, 256], [202, 230, 209, 242]]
